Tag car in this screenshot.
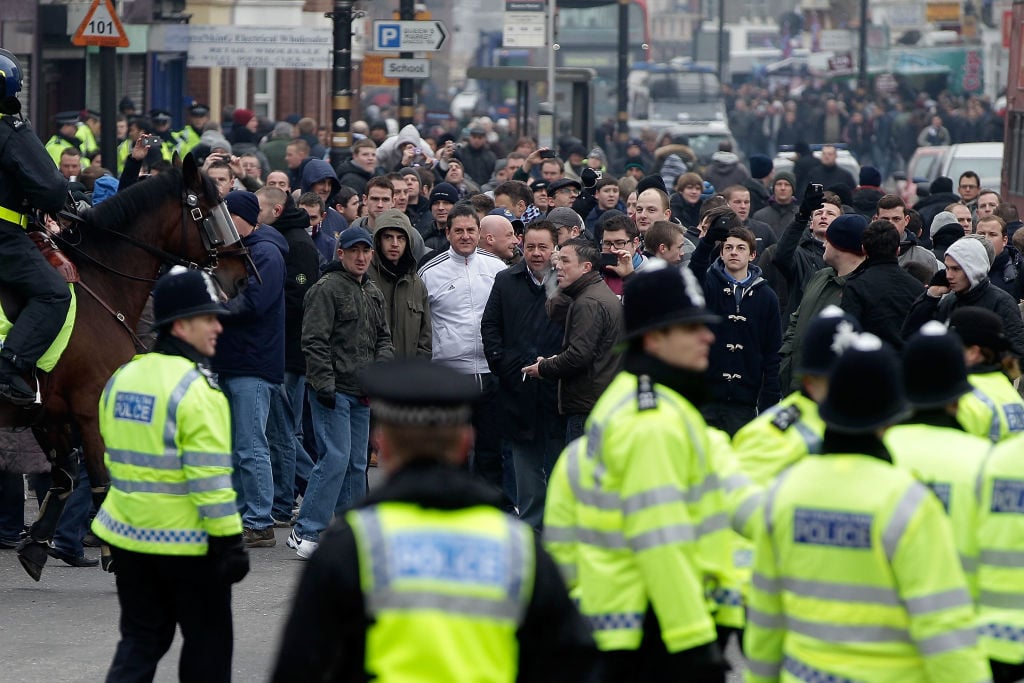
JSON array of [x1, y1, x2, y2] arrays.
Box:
[[896, 142, 1003, 205], [772, 145, 861, 181]]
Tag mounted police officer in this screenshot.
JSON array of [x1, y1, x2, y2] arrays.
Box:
[[272, 358, 597, 682], [93, 266, 249, 683], [0, 49, 71, 405]]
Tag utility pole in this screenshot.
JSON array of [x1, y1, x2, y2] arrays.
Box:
[[617, 0, 629, 142], [329, 0, 354, 169], [398, 0, 415, 128], [99, 46, 116, 172], [858, 0, 868, 90]]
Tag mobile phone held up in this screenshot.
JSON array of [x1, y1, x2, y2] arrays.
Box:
[[539, 149, 556, 159], [599, 253, 618, 268]]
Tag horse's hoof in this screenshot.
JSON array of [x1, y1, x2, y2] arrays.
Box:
[[16, 539, 48, 582]]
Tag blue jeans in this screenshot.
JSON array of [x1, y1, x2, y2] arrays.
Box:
[[267, 383, 297, 522], [566, 414, 587, 444], [221, 376, 274, 530], [53, 452, 92, 556], [295, 391, 370, 542], [510, 426, 566, 530], [284, 372, 315, 496], [0, 470, 24, 544]]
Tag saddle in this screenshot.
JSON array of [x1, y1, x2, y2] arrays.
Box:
[[29, 231, 79, 284]]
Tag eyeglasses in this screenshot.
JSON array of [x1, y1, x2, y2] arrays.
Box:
[[601, 239, 630, 249]]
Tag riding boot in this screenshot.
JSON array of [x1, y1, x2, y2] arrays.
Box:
[[0, 355, 34, 405]]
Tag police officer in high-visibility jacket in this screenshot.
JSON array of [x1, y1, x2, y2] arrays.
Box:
[[272, 358, 596, 683], [745, 333, 991, 683], [886, 321, 992, 600], [732, 305, 860, 486], [93, 267, 249, 683], [546, 261, 733, 681], [948, 307, 1024, 442], [977, 431, 1024, 682]]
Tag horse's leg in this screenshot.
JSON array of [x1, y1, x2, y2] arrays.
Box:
[[16, 437, 79, 582], [78, 414, 113, 572]]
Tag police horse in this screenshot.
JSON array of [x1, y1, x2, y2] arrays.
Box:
[[3, 154, 252, 580]]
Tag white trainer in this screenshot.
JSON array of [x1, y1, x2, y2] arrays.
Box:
[[286, 528, 319, 559]]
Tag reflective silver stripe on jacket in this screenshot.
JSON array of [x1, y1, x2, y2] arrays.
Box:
[[980, 549, 1024, 567], [916, 626, 979, 655], [746, 657, 782, 679], [785, 615, 911, 644], [970, 388, 1001, 443], [881, 483, 927, 561], [355, 506, 532, 625], [181, 451, 232, 468]]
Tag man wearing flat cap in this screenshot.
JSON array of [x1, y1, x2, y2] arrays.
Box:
[[272, 359, 596, 682], [543, 262, 733, 681]]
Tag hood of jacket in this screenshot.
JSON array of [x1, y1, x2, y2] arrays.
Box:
[[710, 151, 740, 167], [271, 203, 312, 236], [373, 217, 417, 278], [708, 259, 765, 288], [335, 158, 373, 182], [244, 222, 290, 255], [300, 159, 340, 195]]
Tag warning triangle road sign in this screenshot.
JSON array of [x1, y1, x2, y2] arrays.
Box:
[[71, 0, 130, 48]]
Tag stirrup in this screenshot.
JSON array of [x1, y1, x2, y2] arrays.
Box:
[[0, 380, 34, 406]]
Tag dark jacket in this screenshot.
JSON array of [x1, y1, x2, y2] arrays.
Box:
[[269, 204, 321, 375], [793, 155, 821, 200], [481, 262, 565, 441], [690, 245, 782, 410], [703, 152, 748, 193], [0, 116, 67, 220], [670, 193, 702, 230], [840, 256, 923, 350], [902, 278, 1024, 359], [418, 219, 449, 253], [779, 266, 848, 394], [752, 200, 798, 238], [269, 461, 597, 683], [301, 261, 394, 395], [335, 159, 374, 196], [539, 271, 624, 416], [743, 178, 771, 217], [913, 192, 961, 237], [300, 159, 340, 196], [365, 220, 431, 359], [454, 144, 497, 186], [989, 246, 1024, 301], [773, 213, 826, 319], [213, 226, 289, 383], [806, 164, 856, 195], [747, 217, 778, 255]]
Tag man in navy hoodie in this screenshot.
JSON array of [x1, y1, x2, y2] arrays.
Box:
[[301, 158, 347, 257], [213, 191, 289, 548]]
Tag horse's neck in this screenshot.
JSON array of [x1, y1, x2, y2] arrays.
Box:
[[76, 230, 168, 330]]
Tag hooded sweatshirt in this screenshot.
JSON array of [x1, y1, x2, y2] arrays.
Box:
[[703, 151, 749, 192], [301, 159, 347, 262], [366, 220, 432, 359], [268, 202, 321, 375], [213, 225, 290, 383]]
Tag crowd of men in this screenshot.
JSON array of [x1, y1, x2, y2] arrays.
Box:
[[6, 87, 1024, 681]]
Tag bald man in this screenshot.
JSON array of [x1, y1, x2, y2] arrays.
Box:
[[479, 214, 519, 263]]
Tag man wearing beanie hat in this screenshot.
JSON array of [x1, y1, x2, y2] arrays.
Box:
[[777, 209, 867, 393], [742, 154, 773, 216], [734, 306, 860, 485], [92, 266, 248, 681], [419, 181, 460, 253], [912, 176, 960, 233], [213, 190, 290, 548], [883, 321, 990, 600], [543, 261, 733, 680], [851, 165, 884, 219], [752, 170, 798, 236], [746, 333, 990, 683], [840, 220, 924, 350], [903, 237, 1024, 360], [947, 307, 1024, 443]]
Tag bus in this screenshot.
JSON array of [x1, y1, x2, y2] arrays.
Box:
[[557, 0, 651, 122], [1002, 0, 1024, 214]]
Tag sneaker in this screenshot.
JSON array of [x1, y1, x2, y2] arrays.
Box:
[[242, 527, 276, 548], [286, 528, 318, 559]]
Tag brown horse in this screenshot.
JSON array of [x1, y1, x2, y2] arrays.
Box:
[[9, 154, 251, 580]]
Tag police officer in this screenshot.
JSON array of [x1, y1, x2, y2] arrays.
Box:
[[0, 49, 71, 405], [545, 261, 732, 682], [885, 321, 991, 599], [175, 103, 209, 157], [745, 333, 990, 683], [732, 305, 861, 485], [75, 109, 100, 160], [272, 358, 596, 682], [92, 266, 249, 683], [950, 306, 1024, 442], [44, 110, 82, 165]]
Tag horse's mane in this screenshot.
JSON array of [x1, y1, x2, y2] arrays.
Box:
[[86, 166, 219, 234]]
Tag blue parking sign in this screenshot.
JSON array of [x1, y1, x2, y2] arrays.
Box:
[[377, 23, 401, 49]]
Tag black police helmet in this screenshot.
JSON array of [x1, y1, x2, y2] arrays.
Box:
[[151, 266, 230, 330], [902, 321, 973, 410], [798, 305, 863, 376], [623, 261, 720, 340], [819, 334, 912, 433]]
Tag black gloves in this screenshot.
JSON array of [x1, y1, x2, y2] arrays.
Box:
[[581, 167, 600, 190], [207, 534, 250, 585], [797, 187, 825, 222], [929, 269, 949, 288], [316, 388, 336, 410], [705, 216, 731, 243]]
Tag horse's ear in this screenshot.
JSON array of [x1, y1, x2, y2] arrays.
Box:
[[182, 153, 201, 191], [172, 151, 182, 170]]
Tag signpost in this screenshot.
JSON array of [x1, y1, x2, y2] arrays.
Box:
[[71, 0, 128, 173], [371, 20, 447, 51], [383, 58, 431, 79]]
